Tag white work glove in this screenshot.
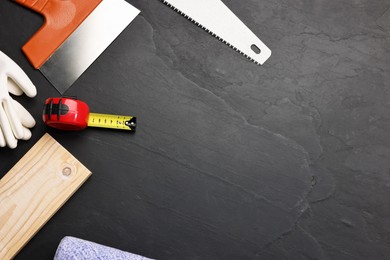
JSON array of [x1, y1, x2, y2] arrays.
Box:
[[0, 51, 37, 149]]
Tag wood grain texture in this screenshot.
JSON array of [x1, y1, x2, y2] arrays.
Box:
[[0, 133, 91, 260]]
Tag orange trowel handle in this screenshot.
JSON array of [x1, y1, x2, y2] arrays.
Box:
[[14, 0, 102, 69]]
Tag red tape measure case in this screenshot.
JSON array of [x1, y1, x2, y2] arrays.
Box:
[[43, 97, 90, 131]]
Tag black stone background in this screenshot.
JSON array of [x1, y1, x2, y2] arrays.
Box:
[[0, 0, 389, 259]]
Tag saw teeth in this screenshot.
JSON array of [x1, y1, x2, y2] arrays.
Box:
[[159, 0, 261, 66]]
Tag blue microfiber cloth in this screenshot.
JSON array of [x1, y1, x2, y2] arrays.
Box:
[[54, 236, 153, 260]]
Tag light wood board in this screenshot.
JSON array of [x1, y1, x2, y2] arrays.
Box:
[[0, 133, 92, 259]]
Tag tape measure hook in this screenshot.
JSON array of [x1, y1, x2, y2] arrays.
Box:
[[125, 118, 137, 132]]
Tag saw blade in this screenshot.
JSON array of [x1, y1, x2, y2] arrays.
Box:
[[160, 0, 271, 65]]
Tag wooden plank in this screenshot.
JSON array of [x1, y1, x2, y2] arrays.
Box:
[[0, 133, 92, 259]]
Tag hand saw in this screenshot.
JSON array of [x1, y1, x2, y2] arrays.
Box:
[[160, 0, 271, 65]]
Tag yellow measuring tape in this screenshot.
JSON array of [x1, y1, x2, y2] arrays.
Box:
[[88, 113, 137, 131]]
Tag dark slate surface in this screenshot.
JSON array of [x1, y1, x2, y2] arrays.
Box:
[[1, 0, 389, 259]]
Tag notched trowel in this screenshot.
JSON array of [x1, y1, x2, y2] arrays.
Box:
[[14, 0, 140, 94]]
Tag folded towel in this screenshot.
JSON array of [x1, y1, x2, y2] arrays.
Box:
[[54, 236, 153, 260]]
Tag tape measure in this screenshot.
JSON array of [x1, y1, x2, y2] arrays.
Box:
[[43, 97, 136, 132]]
